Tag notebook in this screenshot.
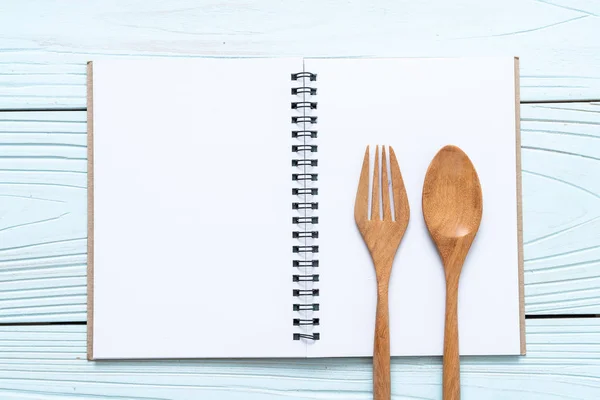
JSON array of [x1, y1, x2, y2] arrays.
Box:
[[87, 57, 525, 360]]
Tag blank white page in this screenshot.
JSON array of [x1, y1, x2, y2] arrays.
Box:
[[91, 58, 304, 359], [306, 58, 521, 357]]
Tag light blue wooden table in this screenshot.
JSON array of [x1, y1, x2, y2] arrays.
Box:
[[0, 1, 599, 398]]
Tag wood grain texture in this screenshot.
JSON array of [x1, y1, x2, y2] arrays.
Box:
[[0, 111, 86, 323], [0, 320, 597, 399], [355, 146, 410, 400], [0, 0, 600, 108], [521, 102, 600, 314], [1, 103, 600, 322], [422, 145, 484, 400]]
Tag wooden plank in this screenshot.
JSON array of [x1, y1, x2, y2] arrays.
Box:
[[0, 0, 599, 107], [0, 319, 597, 399], [0, 111, 87, 323], [1, 104, 600, 323], [521, 102, 600, 313]]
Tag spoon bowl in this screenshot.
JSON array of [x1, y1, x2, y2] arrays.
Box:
[[423, 146, 482, 241]]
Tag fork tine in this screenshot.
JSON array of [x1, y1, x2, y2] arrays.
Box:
[[389, 146, 409, 221], [354, 146, 370, 223], [371, 145, 380, 220], [381, 146, 391, 221]]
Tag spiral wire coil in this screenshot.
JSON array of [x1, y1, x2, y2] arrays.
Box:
[[291, 71, 319, 341]]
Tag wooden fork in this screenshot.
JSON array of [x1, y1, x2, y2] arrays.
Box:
[[355, 145, 410, 400]]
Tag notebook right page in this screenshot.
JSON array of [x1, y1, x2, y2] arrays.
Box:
[[306, 58, 522, 357]]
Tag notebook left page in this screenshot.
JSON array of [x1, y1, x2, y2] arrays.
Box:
[[89, 58, 303, 359]]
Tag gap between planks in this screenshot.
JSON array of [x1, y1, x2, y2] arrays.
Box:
[[0, 99, 599, 113], [0, 316, 597, 328], [0, 108, 87, 113], [526, 314, 599, 319]]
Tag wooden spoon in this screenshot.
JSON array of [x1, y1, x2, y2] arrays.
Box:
[[422, 145, 483, 400]]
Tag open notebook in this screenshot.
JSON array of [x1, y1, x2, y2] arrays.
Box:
[[87, 57, 524, 360]]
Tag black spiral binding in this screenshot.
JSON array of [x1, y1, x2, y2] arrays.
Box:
[[292, 70, 319, 341]]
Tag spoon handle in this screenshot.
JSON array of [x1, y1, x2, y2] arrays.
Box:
[[374, 286, 391, 400], [443, 280, 460, 400]]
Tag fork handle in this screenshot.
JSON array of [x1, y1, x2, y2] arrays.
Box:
[[443, 279, 460, 400], [374, 286, 391, 400]]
